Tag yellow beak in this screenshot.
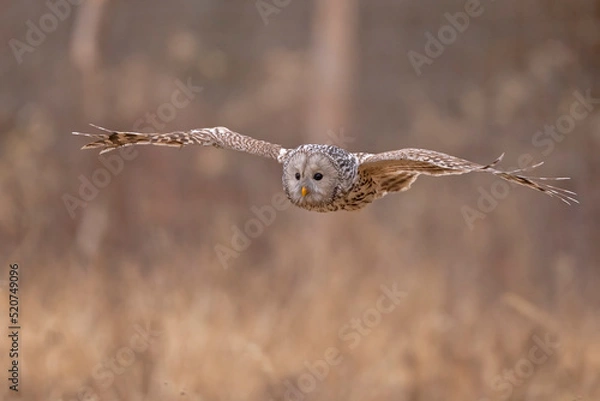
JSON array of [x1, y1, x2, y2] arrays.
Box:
[[301, 186, 308, 197]]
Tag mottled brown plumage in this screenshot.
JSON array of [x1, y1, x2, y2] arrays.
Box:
[[73, 125, 578, 212]]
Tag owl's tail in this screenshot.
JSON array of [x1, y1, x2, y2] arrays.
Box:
[[481, 154, 578, 205]]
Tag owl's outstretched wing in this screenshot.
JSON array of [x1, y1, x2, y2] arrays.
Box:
[[356, 148, 578, 205], [73, 125, 288, 163]]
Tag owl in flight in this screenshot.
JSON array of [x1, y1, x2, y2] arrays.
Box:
[[74, 125, 577, 212]]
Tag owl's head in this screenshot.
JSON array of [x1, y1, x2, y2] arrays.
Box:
[[282, 149, 342, 209]]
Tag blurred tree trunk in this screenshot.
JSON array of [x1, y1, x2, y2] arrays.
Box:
[[70, 0, 108, 119], [307, 0, 357, 142], [70, 0, 110, 265], [303, 0, 359, 265]]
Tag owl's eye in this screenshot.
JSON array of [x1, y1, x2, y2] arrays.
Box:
[[313, 173, 323, 181], [295, 172, 301, 180]]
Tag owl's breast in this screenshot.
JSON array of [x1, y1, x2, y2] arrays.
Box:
[[294, 173, 378, 212], [339, 173, 380, 210]]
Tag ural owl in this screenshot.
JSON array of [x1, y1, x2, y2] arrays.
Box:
[[74, 125, 577, 212]]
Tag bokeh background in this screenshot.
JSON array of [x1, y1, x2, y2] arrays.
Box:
[[1, 0, 599, 400]]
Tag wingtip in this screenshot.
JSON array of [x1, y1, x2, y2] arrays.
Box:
[[530, 161, 544, 169], [98, 148, 115, 155], [88, 123, 114, 133], [483, 152, 505, 169]]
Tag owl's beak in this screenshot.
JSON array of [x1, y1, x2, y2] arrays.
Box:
[[301, 186, 309, 197]]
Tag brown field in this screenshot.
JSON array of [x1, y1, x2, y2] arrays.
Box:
[[1, 1, 599, 400]]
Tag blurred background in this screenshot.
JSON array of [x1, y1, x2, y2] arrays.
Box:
[[1, 0, 599, 400]]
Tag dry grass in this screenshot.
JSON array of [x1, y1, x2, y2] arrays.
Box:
[[1, 212, 598, 400]]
